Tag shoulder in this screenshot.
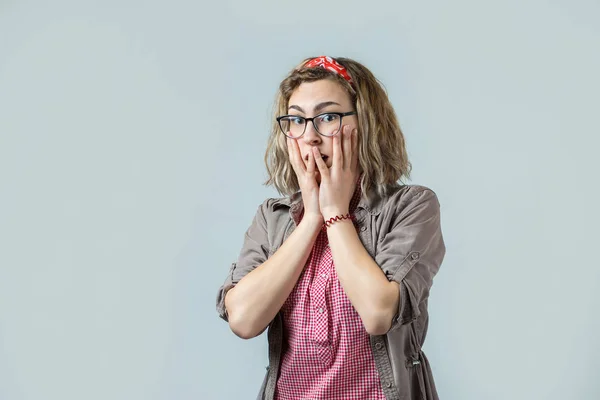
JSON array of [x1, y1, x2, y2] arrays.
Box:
[[379, 184, 441, 217], [251, 192, 299, 226], [258, 192, 299, 213]]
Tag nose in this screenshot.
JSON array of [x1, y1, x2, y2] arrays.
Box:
[[302, 121, 322, 145]]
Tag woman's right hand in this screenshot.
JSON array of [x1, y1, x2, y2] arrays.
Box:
[[287, 137, 322, 223]]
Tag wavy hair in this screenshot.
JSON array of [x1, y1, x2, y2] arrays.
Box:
[[264, 56, 411, 199]]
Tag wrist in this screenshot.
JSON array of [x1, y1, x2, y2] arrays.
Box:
[[299, 213, 324, 232], [323, 212, 355, 230], [321, 208, 350, 221]]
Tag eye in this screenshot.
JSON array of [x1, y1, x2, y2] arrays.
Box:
[[318, 113, 340, 123], [288, 116, 305, 125]]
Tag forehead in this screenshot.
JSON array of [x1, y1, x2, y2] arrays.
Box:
[[288, 79, 351, 108]]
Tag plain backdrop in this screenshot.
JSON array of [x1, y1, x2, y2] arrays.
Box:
[[1, 0, 599, 399]]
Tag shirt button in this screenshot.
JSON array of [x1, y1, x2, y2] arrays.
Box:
[[386, 381, 392, 388], [411, 253, 419, 260], [320, 273, 327, 279], [360, 226, 367, 232], [375, 342, 383, 350], [318, 308, 324, 313]]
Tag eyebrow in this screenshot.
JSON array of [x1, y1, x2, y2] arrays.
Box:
[[288, 101, 341, 114]]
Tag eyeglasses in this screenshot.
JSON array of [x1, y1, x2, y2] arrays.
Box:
[[276, 111, 356, 139]]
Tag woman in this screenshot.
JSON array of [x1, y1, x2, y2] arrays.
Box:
[[216, 56, 446, 400]]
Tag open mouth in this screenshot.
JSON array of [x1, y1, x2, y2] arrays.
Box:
[[305, 154, 329, 163]]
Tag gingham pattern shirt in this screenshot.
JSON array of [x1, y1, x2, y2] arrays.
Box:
[[274, 187, 385, 400]]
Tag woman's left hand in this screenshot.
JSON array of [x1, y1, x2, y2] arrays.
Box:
[[313, 125, 360, 220]]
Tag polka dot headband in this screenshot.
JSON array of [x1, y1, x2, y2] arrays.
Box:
[[304, 56, 354, 85]]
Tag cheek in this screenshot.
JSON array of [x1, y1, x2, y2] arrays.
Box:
[[297, 143, 308, 155], [323, 141, 335, 156], [296, 144, 308, 164]]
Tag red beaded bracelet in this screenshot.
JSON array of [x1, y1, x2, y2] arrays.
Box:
[[323, 213, 355, 229]]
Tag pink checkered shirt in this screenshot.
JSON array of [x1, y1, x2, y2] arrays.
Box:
[[274, 186, 386, 400]]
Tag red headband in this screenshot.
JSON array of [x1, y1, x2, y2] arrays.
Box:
[[304, 56, 354, 85]]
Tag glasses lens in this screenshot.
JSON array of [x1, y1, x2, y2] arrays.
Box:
[[279, 116, 305, 138], [314, 113, 341, 136]]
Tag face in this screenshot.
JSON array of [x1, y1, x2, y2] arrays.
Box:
[[286, 79, 358, 182]]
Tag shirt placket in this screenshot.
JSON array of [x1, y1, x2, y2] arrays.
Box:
[[310, 235, 333, 365]]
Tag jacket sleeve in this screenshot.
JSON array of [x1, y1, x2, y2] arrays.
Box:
[[216, 199, 271, 322], [374, 188, 446, 329]]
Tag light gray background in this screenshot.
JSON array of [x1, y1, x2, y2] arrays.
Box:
[[1, 0, 599, 399]]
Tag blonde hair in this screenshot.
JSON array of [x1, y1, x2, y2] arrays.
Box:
[[264, 56, 411, 199]]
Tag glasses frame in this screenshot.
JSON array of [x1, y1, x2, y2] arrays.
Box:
[[276, 111, 357, 139]]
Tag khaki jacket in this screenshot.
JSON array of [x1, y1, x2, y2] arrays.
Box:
[[216, 184, 446, 400]]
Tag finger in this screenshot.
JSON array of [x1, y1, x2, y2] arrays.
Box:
[[350, 128, 359, 172], [332, 126, 343, 170], [287, 137, 305, 174], [306, 150, 315, 175], [342, 125, 352, 170], [313, 147, 330, 180], [286, 138, 299, 174]]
